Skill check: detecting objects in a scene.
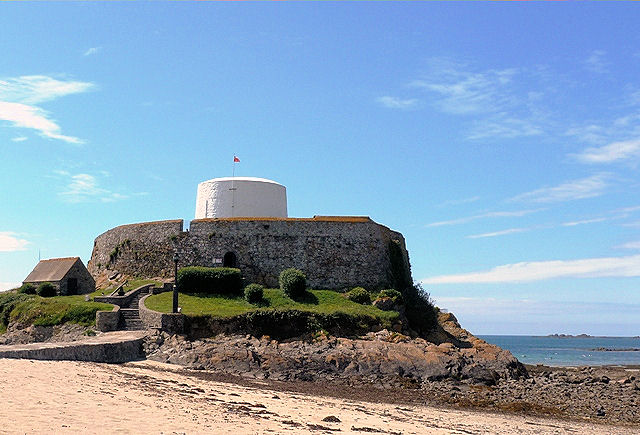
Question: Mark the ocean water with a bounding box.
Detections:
[479,335,640,367]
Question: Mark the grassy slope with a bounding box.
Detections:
[91,278,162,299]
[145,289,399,322]
[2,294,113,331]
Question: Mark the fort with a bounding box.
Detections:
[88,177,412,290]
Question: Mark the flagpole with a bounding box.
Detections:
[231,154,236,217]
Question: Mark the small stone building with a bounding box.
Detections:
[23,257,95,295]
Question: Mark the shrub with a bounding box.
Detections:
[401,283,437,335]
[177,266,243,295]
[348,287,371,304]
[378,289,403,304]
[17,283,36,295]
[0,292,30,333]
[36,282,57,298]
[244,284,264,304]
[279,268,306,299]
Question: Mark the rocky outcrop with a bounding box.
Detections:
[144,313,527,386]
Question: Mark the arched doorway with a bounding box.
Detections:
[223,251,237,268]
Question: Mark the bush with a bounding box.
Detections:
[36,282,57,298]
[401,283,437,335]
[279,268,306,299]
[378,289,403,304]
[0,292,30,333]
[177,266,243,295]
[348,287,371,304]
[17,283,36,295]
[244,284,264,304]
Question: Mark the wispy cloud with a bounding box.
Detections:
[437,196,481,207]
[616,240,640,250]
[585,50,609,74]
[427,209,542,227]
[0,102,83,144]
[561,217,608,227]
[0,75,93,104]
[467,115,542,140]
[510,173,610,203]
[0,232,29,252]
[376,96,419,110]
[410,59,518,115]
[467,227,528,239]
[422,254,640,284]
[11,136,27,142]
[0,75,94,143]
[56,171,129,203]
[83,47,101,56]
[573,138,640,164]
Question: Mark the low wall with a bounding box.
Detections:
[139,294,184,334]
[0,331,147,363]
[94,284,155,307]
[96,306,120,332]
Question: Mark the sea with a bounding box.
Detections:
[479,335,640,367]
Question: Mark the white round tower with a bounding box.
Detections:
[195,177,288,219]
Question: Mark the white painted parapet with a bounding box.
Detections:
[195,177,287,219]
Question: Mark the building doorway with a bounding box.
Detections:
[67,278,78,295]
[223,251,237,268]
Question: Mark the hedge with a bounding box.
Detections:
[177,266,243,295]
[279,268,306,299]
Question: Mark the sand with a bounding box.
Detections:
[0,358,635,434]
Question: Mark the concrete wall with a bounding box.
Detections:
[89,216,411,291]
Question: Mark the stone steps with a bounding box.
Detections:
[119,289,149,331]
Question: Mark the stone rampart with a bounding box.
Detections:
[96,306,120,332]
[139,294,185,333]
[89,216,411,291]
[88,220,183,279]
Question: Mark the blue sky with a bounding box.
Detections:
[1,3,639,335]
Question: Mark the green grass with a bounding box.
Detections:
[7,295,114,328]
[91,278,162,299]
[145,289,399,322]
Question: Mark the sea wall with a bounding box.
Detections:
[88,216,411,291]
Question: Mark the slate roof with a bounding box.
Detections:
[23,257,80,283]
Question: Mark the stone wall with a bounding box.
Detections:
[88,220,183,279]
[139,294,185,333]
[96,306,120,332]
[89,216,411,291]
[59,259,95,295]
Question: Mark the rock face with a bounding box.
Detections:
[145,312,526,386]
[0,323,90,345]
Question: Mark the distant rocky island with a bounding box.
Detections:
[547,333,593,338]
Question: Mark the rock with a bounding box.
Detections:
[596,407,606,417]
[322,416,341,422]
[372,297,395,311]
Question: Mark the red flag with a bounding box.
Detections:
[233,156,240,163]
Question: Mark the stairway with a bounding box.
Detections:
[119,288,149,331]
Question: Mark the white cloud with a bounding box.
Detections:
[510,173,610,203]
[467,115,542,140]
[561,217,607,227]
[11,136,27,142]
[376,96,418,110]
[585,50,609,74]
[616,240,640,250]
[0,75,93,143]
[57,172,129,203]
[467,228,528,239]
[437,196,481,207]
[83,47,101,56]
[410,61,518,115]
[0,282,21,292]
[0,101,83,144]
[573,138,640,164]
[0,75,93,104]
[0,232,29,252]
[422,254,640,284]
[427,209,542,227]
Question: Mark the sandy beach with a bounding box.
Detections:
[0,358,635,434]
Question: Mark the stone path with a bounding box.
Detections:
[0,330,148,363]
